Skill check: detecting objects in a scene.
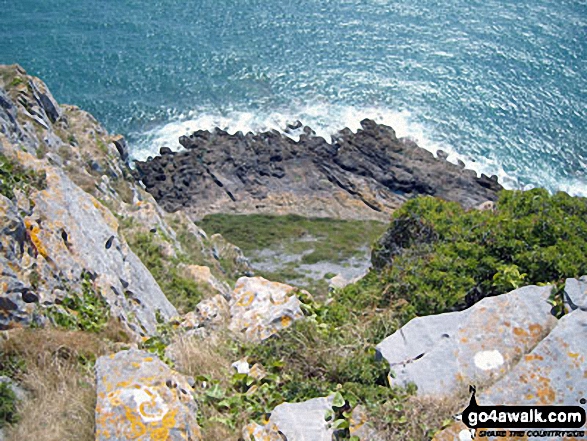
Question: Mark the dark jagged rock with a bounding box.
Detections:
[134,119,502,220]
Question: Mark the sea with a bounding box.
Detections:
[1,0,586,195]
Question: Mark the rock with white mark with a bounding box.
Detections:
[229,277,305,341]
[434,308,587,440]
[243,396,334,441]
[480,308,587,406]
[95,349,202,441]
[376,285,558,396]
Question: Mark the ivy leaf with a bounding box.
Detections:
[332,391,345,408]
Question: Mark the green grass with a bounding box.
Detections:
[126,232,203,314]
[0,153,47,200]
[198,214,387,264]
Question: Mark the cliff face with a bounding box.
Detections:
[0,65,249,337]
[134,120,502,221]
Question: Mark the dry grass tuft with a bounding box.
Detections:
[374,391,469,441]
[1,328,109,441]
[169,333,242,440]
[169,332,232,382]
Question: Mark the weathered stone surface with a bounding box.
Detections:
[182,265,231,299]
[349,405,385,441]
[564,276,587,311]
[376,285,557,396]
[134,120,502,221]
[179,294,230,332]
[479,308,587,406]
[210,233,253,277]
[95,349,202,441]
[229,277,305,341]
[243,396,334,441]
[26,163,178,335]
[434,307,587,440]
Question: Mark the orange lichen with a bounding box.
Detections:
[528,323,543,336]
[24,219,49,258]
[524,354,544,362]
[535,375,556,404]
[280,315,292,328]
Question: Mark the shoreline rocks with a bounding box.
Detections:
[134,120,502,220]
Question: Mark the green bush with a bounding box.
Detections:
[366,189,587,317]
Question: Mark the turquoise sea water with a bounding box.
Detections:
[1,0,586,194]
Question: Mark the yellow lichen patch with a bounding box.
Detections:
[535,375,556,404]
[568,352,580,358]
[528,323,543,336]
[90,195,120,231]
[524,354,544,362]
[24,219,49,258]
[280,315,292,328]
[236,291,255,307]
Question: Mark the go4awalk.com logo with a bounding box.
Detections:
[461,386,586,439]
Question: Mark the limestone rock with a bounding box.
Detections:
[434,307,587,440]
[182,265,231,299]
[376,285,557,396]
[28,165,177,335]
[479,308,587,406]
[564,276,587,311]
[243,396,334,441]
[229,277,305,341]
[179,294,230,332]
[210,233,253,278]
[95,349,202,441]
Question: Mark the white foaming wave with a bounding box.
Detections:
[131,104,587,197]
[132,103,453,159]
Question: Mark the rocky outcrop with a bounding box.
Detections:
[228,276,305,341]
[181,276,305,341]
[134,121,502,221]
[376,284,557,396]
[243,395,335,441]
[95,349,202,441]
[0,65,249,337]
[434,307,587,440]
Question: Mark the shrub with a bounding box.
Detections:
[366,189,587,317]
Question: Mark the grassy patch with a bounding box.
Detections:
[198,214,386,264]
[1,328,108,441]
[0,153,47,200]
[46,273,110,333]
[126,232,203,313]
